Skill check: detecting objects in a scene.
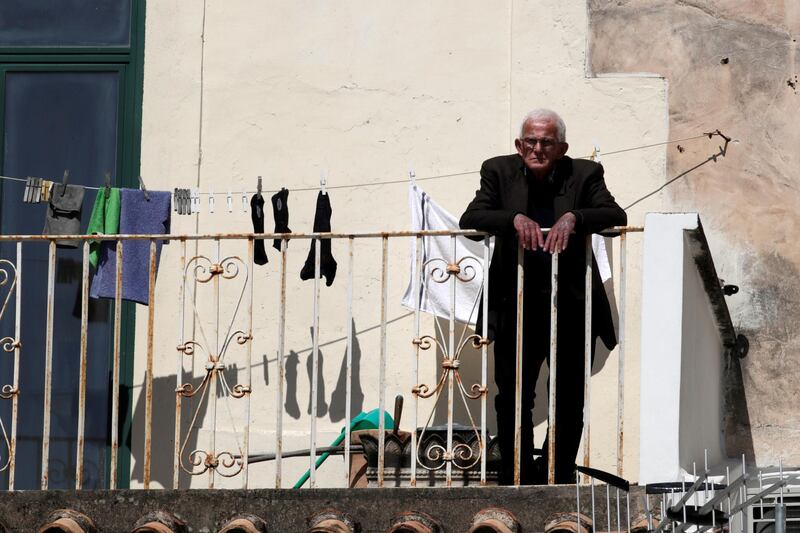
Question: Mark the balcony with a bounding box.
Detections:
[0,213,752,532]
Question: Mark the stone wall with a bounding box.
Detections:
[588,0,800,466]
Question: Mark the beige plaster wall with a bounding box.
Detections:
[589,0,800,468]
[132,0,668,488]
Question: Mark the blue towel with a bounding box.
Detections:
[90,189,171,305]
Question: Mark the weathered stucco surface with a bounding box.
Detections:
[136,0,669,486]
[589,0,800,466]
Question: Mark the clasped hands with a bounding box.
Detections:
[513,212,576,253]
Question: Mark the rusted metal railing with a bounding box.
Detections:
[0,227,639,490]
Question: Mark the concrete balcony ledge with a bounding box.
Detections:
[0,485,645,532]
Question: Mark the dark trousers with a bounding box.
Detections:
[493,294,591,485]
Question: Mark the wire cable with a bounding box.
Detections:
[0,131,721,197]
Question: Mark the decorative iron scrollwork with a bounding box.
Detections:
[0,259,18,323]
[423,256,481,284]
[176,253,253,480]
[413,324,488,472]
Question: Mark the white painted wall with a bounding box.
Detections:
[639,213,728,484]
[132,0,669,488]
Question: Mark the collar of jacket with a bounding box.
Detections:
[509,155,575,216]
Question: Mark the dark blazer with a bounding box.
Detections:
[459,154,626,350]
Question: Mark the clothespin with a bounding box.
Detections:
[209,188,215,213]
[41,180,53,203]
[33,177,42,203]
[320,170,327,196]
[179,189,188,215]
[590,140,602,164]
[409,165,417,188]
[104,172,112,199]
[190,188,200,213]
[23,177,31,203]
[257,176,263,199]
[138,175,150,201]
[226,189,233,213]
[242,190,248,212]
[60,170,69,196]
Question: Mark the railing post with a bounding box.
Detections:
[378,235,388,487]
[76,242,90,489]
[617,232,627,477]
[411,234,423,487]
[40,240,56,490]
[514,241,524,486]
[275,237,287,488]
[309,237,321,487]
[174,238,187,489]
[8,242,22,490]
[547,250,559,485]
[344,237,354,488]
[110,239,123,489]
[144,239,157,489]
[480,236,490,485]
[208,238,221,489]
[242,237,254,489]
[445,236,456,487]
[583,236,593,479]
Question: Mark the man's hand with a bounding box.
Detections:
[543,212,577,253]
[513,214,544,251]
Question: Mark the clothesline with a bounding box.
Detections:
[0,131,721,197]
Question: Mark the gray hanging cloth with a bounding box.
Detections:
[43,183,85,248]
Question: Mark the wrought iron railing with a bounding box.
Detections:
[0,227,641,490]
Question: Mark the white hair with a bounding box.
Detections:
[519,109,567,142]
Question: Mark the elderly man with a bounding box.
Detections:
[460,109,626,484]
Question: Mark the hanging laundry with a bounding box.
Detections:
[401,184,494,325]
[271,188,291,251]
[86,187,121,268]
[250,193,269,265]
[90,189,171,305]
[593,235,612,284]
[300,191,337,286]
[400,184,613,325]
[43,183,85,248]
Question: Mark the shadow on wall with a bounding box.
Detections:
[129,364,246,488]
[131,319,368,487]
[283,319,365,422]
[130,372,210,488]
[724,354,755,464]
[329,319,365,422]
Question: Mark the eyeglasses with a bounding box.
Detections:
[520,137,560,150]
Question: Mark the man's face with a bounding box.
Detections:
[514,119,569,179]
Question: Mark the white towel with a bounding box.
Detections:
[401,184,494,325]
[401,184,612,325]
[593,234,612,283]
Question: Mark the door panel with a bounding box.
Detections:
[0,68,123,489]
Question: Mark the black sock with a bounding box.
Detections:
[300,192,337,286]
[250,194,268,265]
[271,188,291,251]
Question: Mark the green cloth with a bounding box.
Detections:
[86,188,121,268]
